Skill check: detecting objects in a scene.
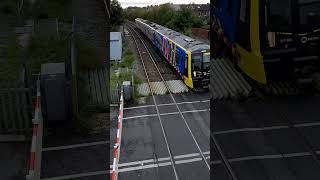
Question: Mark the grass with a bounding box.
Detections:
[110,37,144,103]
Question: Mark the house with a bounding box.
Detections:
[110,32,122,61]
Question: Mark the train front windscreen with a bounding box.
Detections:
[192,52,210,78]
[266,0,320,32]
[262,0,320,50]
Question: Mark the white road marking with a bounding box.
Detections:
[123,100,210,110]
[40,170,108,180]
[44,150,320,179]
[175,157,202,165]
[109,151,210,169]
[123,109,209,120]
[117,156,211,173]
[42,141,109,151]
[214,126,288,135]
[214,121,320,135]
[294,121,320,127]
[211,151,320,165]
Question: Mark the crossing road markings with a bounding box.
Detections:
[210,150,320,165]
[40,170,109,180]
[214,121,320,135]
[123,100,210,110]
[110,151,210,169]
[123,109,209,120]
[42,141,109,151]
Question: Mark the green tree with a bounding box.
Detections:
[158,4,175,26]
[111,0,124,31]
[166,7,193,34]
[123,3,203,35]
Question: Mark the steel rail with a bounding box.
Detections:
[126,24,180,180]
[127,22,211,171]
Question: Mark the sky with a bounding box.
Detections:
[119,0,210,8]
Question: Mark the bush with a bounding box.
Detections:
[0,34,23,87]
[26,35,68,75]
[76,35,102,70]
[32,0,70,20]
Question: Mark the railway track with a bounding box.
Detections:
[127,22,178,82]
[126,23,210,179]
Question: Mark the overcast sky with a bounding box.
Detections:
[119,0,210,8]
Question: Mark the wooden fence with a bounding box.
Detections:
[110,87,121,105]
[0,88,33,134]
[84,67,109,107]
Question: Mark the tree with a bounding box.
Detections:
[110,0,124,30]
[166,7,193,34]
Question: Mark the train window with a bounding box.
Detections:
[227,0,233,15]
[298,0,320,32]
[192,54,202,72]
[237,0,251,51]
[184,56,188,76]
[202,53,210,71]
[213,0,219,8]
[268,0,292,32]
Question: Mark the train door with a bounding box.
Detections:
[212,0,239,42]
[236,0,251,51]
[176,47,186,75]
[167,39,171,62]
[170,43,176,65]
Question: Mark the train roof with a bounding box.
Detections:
[135,18,210,53]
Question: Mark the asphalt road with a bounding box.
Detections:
[212,94,320,180]
[112,91,210,180]
[0,142,29,180]
[40,114,109,180]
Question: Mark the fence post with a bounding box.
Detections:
[131,74,134,98]
[71,16,79,119]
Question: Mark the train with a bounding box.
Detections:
[211,0,320,85]
[134,18,210,89]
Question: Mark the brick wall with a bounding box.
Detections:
[191,28,209,40]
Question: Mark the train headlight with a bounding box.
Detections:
[267,32,276,48]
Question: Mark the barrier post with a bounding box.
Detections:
[26,79,43,180]
[111,86,124,180]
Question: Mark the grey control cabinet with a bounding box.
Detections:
[41,63,67,123]
[123,81,132,101]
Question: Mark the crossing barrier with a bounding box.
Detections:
[111,87,124,180]
[26,80,43,180]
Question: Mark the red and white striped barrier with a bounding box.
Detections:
[111,88,124,180]
[26,80,43,180]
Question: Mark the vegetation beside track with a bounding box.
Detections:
[0,34,22,87]
[111,34,143,103]
[124,3,204,36]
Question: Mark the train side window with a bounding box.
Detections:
[184,55,188,76]
[227,0,233,15]
[237,0,251,51]
[213,0,219,8]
